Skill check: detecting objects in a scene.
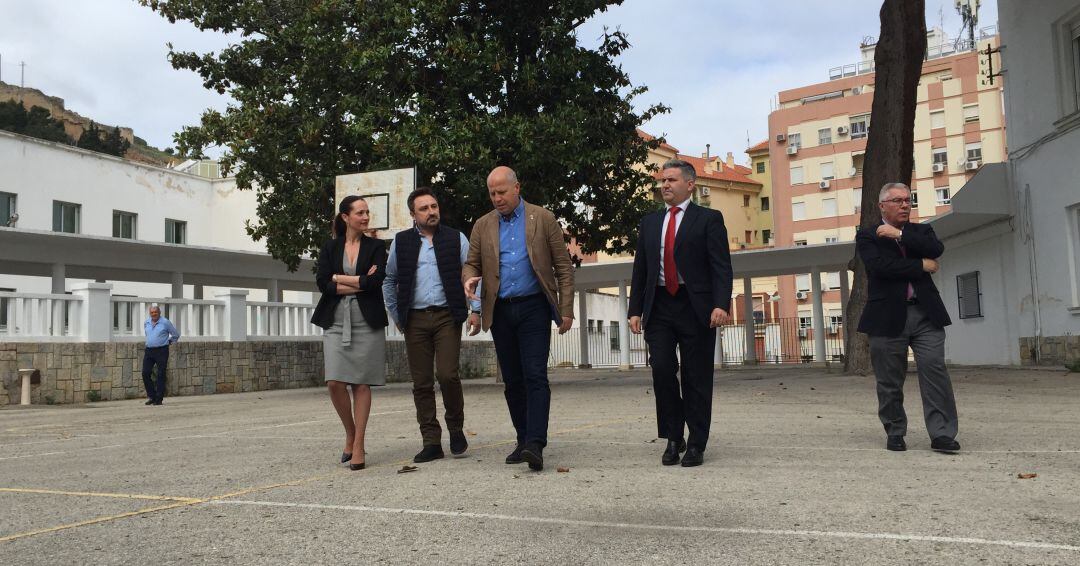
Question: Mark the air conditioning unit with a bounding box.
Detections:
[837,125,849,135]
[796,290,809,300]
[786,146,798,155]
[819,180,831,190]
[848,167,857,177]
[851,86,863,95]
[700,187,710,196]
[798,328,810,338]
[827,324,840,335]
[776,133,786,143]
[965,160,981,170]
[932,163,945,173]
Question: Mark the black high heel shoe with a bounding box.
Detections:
[340,452,352,464]
[349,462,365,471]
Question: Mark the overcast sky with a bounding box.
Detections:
[0,0,996,162]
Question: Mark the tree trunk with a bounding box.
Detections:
[844,0,926,375]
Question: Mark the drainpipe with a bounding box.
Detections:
[1023,184,1042,363]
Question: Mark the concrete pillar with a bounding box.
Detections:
[51,263,65,294]
[171,272,184,299]
[839,269,850,312]
[267,279,283,303]
[618,280,631,370]
[71,282,113,342]
[217,289,249,342]
[810,267,827,364]
[577,289,591,368]
[743,276,757,364]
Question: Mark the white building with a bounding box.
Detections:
[934,0,1080,365]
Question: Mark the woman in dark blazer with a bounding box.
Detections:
[311,195,389,470]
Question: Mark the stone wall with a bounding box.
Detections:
[0,340,498,406]
[1019,335,1080,367]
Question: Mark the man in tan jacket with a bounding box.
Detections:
[464,166,575,471]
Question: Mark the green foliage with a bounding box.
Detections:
[77,122,130,157]
[0,100,74,144]
[86,390,102,403]
[141,0,667,270]
[1066,360,1080,373]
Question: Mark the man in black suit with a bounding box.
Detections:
[628,159,733,467]
[857,182,960,453]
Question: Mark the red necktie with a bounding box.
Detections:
[664,207,681,296]
[898,243,915,299]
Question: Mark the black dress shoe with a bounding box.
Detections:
[449,431,468,455]
[521,443,544,471]
[680,446,704,467]
[505,444,525,464]
[349,462,366,471]
[662,438,686,466]
[413,445,445,463]
[931,436,960,453]
[152,400,163,406]
[145,399,155,405]
[340,452,353,464]
[887,435,907,452]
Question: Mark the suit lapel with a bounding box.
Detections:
[486,210,500,262]
[675,202,701,251]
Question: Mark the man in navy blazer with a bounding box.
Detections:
[856,182,959,454]
[628,159,733,467]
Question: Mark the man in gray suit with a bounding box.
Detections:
[856,182,960,453]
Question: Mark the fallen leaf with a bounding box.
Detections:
[397,465,419,474]
[557,467,570,473]
[1017,473,1037,479]
[466,431,477,436]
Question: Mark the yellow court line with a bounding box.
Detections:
[0,488,200,503]
[0,415,642,543]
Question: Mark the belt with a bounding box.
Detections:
[146,345,169,350]
[410,305,449,312]
[496,293,543,304]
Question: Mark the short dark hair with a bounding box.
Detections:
[407,187,438,213]
[661,159,697,183]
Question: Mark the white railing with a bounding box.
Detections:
[247,301,321,340]
[0,291,83,341]
[112,297,226,342]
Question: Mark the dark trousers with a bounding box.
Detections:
[869,304,959,439]
[404,308,465,446]
[141,345,169,402]
[644,287,717,450]
[490,294,552,447]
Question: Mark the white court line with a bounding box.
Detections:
[724,445,1080,455]
[0,410,412,461]
[211,499,1080,553]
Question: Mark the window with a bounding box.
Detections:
[850,114,869,139]
[962,104,980,123]
[966,142,983,162]
[936,187,951,205]
[792,202,806,221]
[910,192,919,209]
[761,197,770,211]
[762,229,772,244]
[828,309,843,328]
[957,271,982,319]
[820,162,835,180]
[818,128,832,145]
[165,219,187,244]
[823,198,838,217]
[113,211,137,239]
[853,187,863,213]
[610,321,620,350]
[788,133,802,149]
[932,148,948,167]
[790,166,804,184]
[52,201,81,233]
[796,274,811,292]
[0,192,14,226]
[798,316,813,329]
[825,235,839,243]
[756,162,766,174]
[743,195,751,207]
[794,240,808,247]
[0,287,13,331]
[930,110,946,130]
[745,230,753,244]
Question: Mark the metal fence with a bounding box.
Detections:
[548,327,649,369]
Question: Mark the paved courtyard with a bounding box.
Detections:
[1,365,1079,564]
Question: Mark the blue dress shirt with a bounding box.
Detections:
[383,227,481,327]
[144,317,180,347]
[498,199,542,299]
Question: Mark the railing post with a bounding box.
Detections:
[743,277,757,365]
[217,289,249,342]
[577,289,590,368]
[71,282,113,342]
[618,280,631,370]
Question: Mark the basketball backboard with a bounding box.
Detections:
[335,167,416,239]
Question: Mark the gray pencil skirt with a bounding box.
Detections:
[323,298,386,386]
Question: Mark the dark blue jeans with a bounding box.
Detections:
[490,294,552,447]
[142,346,169,402]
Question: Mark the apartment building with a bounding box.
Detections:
[767,27,1006,323]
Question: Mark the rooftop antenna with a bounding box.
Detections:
[955,0,980,48]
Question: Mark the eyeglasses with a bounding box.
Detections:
[880,198,912,205]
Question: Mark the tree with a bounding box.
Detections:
[76,121,107,153]
[0,100,73,144]
[104,126,132,156]
[843,0,926,374]
[140,0,668,270]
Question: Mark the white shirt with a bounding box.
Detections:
[658,198,691,286]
